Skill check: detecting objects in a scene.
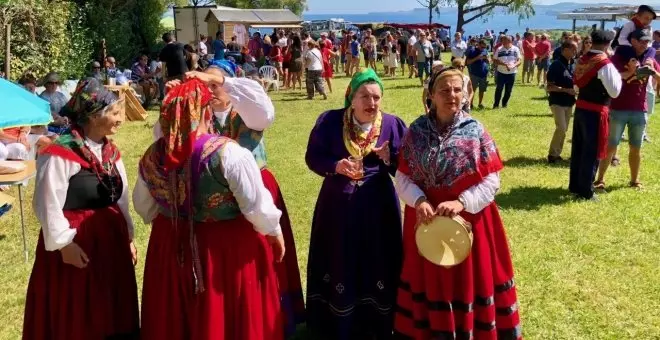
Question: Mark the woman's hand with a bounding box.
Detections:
[335,159,358,178]
[129,241,138,266]
[165,79,182,92]
[60,242,89,268]
[185,70,224,86]
[372,141,391,165]
[436,200,464,217]
[415,198,435,227]
[266,233,286,263]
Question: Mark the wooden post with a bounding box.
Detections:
[572,19,576,33]
[4,24,10,79]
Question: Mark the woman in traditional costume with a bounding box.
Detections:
[151,61,306,337]
[393,67,521,339]
[304,68,407,339]
[23,78,139,340]
[134,77,286,340]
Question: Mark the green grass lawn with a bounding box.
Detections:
[2,63,660,339]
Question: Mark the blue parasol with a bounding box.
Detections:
[0,78,52,129]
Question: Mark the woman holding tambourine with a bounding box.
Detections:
[393,67,522,340]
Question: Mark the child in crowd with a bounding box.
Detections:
[422,60,445,113]
[614,5,657,60]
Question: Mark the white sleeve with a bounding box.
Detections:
[223,77,275,131]
[617,22,634,47]
[32,155,78,251]
[221,142,282,236]
[394,170,426,208]
[115,159,135,240]
[132,172,160,224]
[153,121,163,142]
[458,172,500,214]
[598,63,623,98]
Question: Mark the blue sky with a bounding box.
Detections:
[304,0,638,14]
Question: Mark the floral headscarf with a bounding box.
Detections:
[159,78,213,172]
[344,68,384,108]
[61,78,119,124]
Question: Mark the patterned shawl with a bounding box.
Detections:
[398,111,503,197]
[60,78,119,124]
[574,52,611,88]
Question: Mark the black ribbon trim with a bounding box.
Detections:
[495,279,516,293]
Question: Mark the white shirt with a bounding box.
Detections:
[153,77,275,140]
[277,37,288,48]
[451,39,468,58]
[133,140,282,236]
[33,138,134,251]
[617,20,653,48]
[394,171,500,214]
[494,45,521,74]
[305,48,323,71]
[198,41,208,56]
[233,24,247,45]
[590,50,622,98]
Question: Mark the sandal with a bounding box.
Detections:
[593,181,606,191]
[611,157,620,167]
[629,181,643,189]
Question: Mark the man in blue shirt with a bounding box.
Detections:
[546,41,577,163]
[466,39,490,109]
[213,31,226,60]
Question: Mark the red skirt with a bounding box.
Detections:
[322,61,334,78]
[23,205,139,340]
[260,168,306,336]
[394,189,521,340]
[140,214,283,340]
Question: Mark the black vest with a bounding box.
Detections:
[577,53,611,106]
[62,168,123,211]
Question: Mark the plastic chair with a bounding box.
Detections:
[259,65,279,91]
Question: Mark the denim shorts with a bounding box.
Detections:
[608,109,647,148]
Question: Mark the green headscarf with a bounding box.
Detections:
[344,68,384,108]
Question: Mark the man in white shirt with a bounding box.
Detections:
[414,31,434,86]
[492,35,521,108]
[304,41,327,100]
[451,32,468,60]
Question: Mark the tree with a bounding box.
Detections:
[442,0,534,33]
[417,0,441,25]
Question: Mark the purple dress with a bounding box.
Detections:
[304,109,407,339]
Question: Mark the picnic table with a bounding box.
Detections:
[104,85,148,121]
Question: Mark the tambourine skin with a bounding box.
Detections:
[415,215,474,268]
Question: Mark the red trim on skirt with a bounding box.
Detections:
[260,168,306,336]
[140,214,283,340]
[394,188,521,340]
[576,99,610,160]
[23,205,139,340]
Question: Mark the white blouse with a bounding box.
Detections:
[153,77,275,140]
[33,138,134,251]
[395,170,500,214]
[133,141,282,236]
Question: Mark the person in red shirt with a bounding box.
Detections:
[522,32,536,84]
[534,34,553,87]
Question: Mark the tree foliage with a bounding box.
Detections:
[417,0,442,25]
[441,0,534,33]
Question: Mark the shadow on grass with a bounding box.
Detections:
[0,235,5,241]
[387,84,423,90]
[511,113,552,118]
[530,96,548,101]
[504,156,569,168]
[497,186,572,210]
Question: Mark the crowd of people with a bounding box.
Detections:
[2,4,658,340]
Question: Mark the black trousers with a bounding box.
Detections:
[569,108,600,199]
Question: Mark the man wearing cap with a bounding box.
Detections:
[39,72,69,130]
[568,30,622,200]
[593,28,660,191]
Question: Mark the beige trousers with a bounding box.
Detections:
[548,104,573,157]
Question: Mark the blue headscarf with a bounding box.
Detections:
[209,59,237,78]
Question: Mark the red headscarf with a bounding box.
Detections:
[159,78,213,172]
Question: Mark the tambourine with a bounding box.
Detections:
[415,215,473,268]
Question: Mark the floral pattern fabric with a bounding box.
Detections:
[399,111,503,196]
